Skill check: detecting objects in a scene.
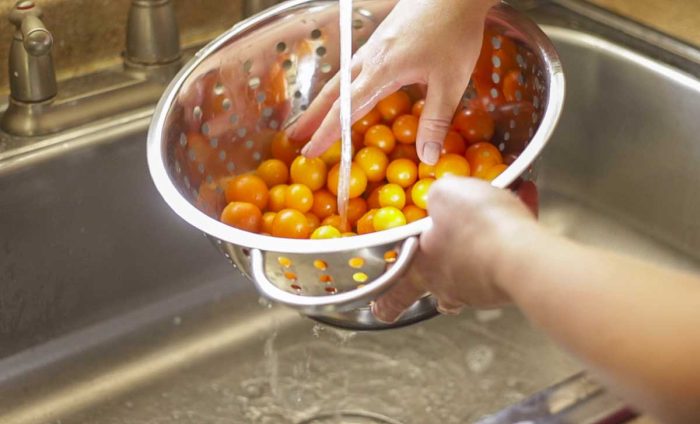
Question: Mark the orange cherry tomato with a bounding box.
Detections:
[453,108,495,144]
[320,140,343,167]
[412,99,425,117]
[364,124,396,154]
[305,212,321,233]
[392,114,419,144]
[267,184,288,212]
[373,207,407,231]
[311,225,342,239]
[389,143,419,162]
[220,202,263,233]
[355,146,389,182]
[290,156,327,191]
[366,185,382,209]
[327,162,368,199]
[403,205,427,223]
[257,159,289,187]
[442,131,467,155]
[356,209,378,234]
[503,70,527,103]
[311,189,337,219]
[377,91,411,122]
[347,197,368,225]
[386,158,418,188]
[261,211,276,234]
[483,163,508,182]
[404,184,414,206]
[378,183,406,209]
[271,209,310,239]
[270,132,299,165]
[435,153,471,178]
[466,142,503,178]
[418,162,436,179]
[352,108,382,134]
[285,183,314,213]
[322,214,351,233]
[411,178,435,210]
[225,174,269,210]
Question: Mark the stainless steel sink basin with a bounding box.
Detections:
[1,6,699,424]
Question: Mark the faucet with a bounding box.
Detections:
[0,0,182,137]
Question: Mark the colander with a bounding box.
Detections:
[147,0,565,330]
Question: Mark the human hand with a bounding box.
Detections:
[289,0,498,165]
[371,177,539,322]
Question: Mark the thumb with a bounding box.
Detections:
[416,78,467,165]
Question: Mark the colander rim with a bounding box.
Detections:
[147,0,565,255]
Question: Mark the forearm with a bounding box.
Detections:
[497,225,700,422]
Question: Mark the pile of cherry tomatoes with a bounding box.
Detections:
[219,89,513,239]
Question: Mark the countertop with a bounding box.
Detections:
[586,0,700,47]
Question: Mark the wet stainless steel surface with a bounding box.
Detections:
[1,12,700,424]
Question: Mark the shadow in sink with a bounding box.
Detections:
[1,22,700,424]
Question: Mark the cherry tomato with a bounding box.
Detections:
[411,178,435,210]
[225,174,269,210]
[378,183,406,209]
[392,114,418,144]
[347,197,368,225]
[268,184,289,212]
[257,159,289,187]
[403,205,427,223]
[261,211,276,234]
[305,212,321,233]
[322,214,351,233]
[373,207,407,231]
[355,146,388,182]
[453,107,495,144]
[386,158,418,188]
[412,99,425,117]
[311,189,337,219]
[503,70,527,103]
[418,162,436,179]
[442,131,467,155]
[364,124,396,154]
[352,130,365,151]
[466,142,503,178]
[285,183,313,213]
[271,209,310,239]
[389,143,419,162]
[404,184,414,206]
[483,163,508,182]
[320,140,343,167]
[366,185,382,209]
[311,225,342,239]
[517,180,539,218]
[356,209,378,234]
[270,132,299,165]
[377,91,411,122]
[435,154,470,178]
[220,202,263,233]
[327,162,368,198]
[352,108,382,134]
[290,156,327,191]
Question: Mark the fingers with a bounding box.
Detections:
[371,273,427,323]
[416,77,469,165]
[302,71,403,158]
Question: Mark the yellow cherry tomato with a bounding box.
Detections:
[355,146,389,182]
[435,153,471,178]
[285,183,313,213]
[373,207,407,231]
[378,183,407,209]
[327,162,368,198]
[311,225,342,239]
[290,156,327,191]
[386,158,418,188]
[411,178,435,210]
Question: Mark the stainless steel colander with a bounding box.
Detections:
[147,0,564,330]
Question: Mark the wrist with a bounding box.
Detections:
[491,218,545,299]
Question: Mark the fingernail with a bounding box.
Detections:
[422,142,441,165]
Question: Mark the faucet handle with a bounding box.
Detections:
[10,1,53,56]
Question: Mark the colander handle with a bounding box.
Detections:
[249,236,420,315]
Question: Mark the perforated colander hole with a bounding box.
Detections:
[276,41,287,53]
[277,257,293,269]
[384,251,398,263]
[282,59,293,71]
[290,284,302,292]
[213,82,225,96]
[320,63,332,74]
[284,271,298,282]
[193,106,202,121]
[348,257,365,269]
[313,259,328,270]
[352,19,364,29]
[325,286,338,294]
[248,76,261,89]
[310,29,322,39]
[319,274,333,283]
[353,272,368,283]
[243,59,252,73]
[315,46,327,57]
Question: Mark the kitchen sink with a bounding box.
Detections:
[1,5,699,424]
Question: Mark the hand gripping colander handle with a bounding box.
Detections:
[250,236,420,315]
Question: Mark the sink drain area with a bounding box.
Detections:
[298,410,405,424]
